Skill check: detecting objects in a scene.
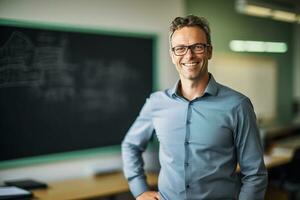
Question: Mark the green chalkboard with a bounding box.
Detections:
[0,20,155,164]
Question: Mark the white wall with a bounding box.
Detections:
[0,0,184,183]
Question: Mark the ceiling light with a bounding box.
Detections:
[230,40,287,53]
[244,4,272,17]
[235,0,300,24]
[265,42,287,53]
[272,10,297,22]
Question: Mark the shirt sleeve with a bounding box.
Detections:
[234,98,268,200]
[121,96,155,198]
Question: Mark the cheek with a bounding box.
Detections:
[171,55,180,65]
[171,56,176,65]
[200,55,209,63]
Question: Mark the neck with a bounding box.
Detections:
[179,73,210,101]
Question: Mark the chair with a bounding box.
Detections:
[269,147,300,200]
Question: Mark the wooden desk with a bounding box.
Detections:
[32,172,157,200]
[235,153,292,172]
[263,153,292,168]
[264,134,300,168]
[33,153,292,200]
[33,136,299,200]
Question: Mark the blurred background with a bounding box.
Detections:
[0,0,299,199]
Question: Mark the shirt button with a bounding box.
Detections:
[185,141,190,145]
[185,162,189,166]
[186,184,190,189]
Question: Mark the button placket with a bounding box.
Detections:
[184,103,192,194]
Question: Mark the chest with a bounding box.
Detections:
[152,102,234,148]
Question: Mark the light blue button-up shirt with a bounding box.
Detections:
[122,74,268,200]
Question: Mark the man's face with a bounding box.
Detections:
[170,26,212,82]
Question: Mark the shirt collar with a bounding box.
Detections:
[204,73,218,96]
[171,79,181,97]
[171,73,218,98]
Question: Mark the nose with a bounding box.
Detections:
[184,48,194,59]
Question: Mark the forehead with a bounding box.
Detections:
[171,26,207,46]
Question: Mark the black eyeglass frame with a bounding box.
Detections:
[171,43,211,56]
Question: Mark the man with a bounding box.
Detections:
[122,15,268,200]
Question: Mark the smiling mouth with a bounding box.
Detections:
[182,62,199,67]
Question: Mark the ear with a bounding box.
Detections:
[170,49,176,64]
[207,46,213,60]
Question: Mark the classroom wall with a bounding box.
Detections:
[0,0,184,182]
[1,0,299,183]
[186,0,295,123]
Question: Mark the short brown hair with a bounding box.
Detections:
[169,15,211,46]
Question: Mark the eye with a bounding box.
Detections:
[174,46,186,53]
[194,44,204,51]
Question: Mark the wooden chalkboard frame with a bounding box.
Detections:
[0,18,158,169]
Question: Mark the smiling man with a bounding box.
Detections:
[122,15,268,200]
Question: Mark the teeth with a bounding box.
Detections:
[183,62,198,67]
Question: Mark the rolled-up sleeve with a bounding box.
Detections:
[121,97,154,198]
[234,98,268,200]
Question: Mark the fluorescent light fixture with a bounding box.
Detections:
[236,0,300,24]
[272,10,297,22]
[244,4,272,17]
[230,40,287,53]
[265,42,288,53]
[245,41,265,52]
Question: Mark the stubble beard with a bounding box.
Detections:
[180,59,208,82]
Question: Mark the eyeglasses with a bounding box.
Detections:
[171,43,210,56]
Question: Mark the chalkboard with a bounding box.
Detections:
[0,21,154,162]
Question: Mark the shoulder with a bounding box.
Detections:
[216,82,251,109]
[143,89,175,111]
[148,88,173,101]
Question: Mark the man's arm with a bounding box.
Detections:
[121,97,156,198]
[234,98,268,200]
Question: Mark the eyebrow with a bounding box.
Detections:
[172,42,206,47]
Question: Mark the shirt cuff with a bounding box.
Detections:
[128,175,149,198]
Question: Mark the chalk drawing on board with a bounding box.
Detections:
[0,30,143,118]
[0,31,36,86]
[0,31,76,101]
